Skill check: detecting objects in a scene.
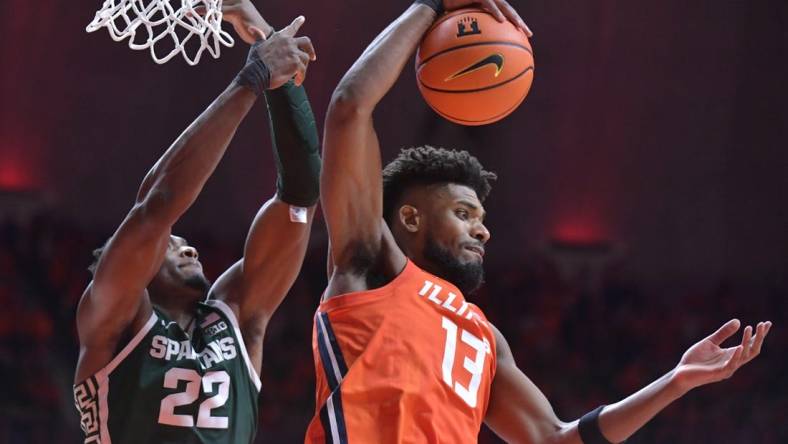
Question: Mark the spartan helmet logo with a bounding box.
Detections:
[456,17,482,38]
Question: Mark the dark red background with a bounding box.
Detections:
[1,1,785,442]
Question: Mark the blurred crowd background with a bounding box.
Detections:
[1,211,785,443]
[2,0,786,442]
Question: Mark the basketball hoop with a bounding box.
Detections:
[86,0,235,65]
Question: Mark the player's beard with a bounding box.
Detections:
[423,235,484,296]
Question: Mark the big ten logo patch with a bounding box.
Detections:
[200,312,228,337]
[204,321,228,337]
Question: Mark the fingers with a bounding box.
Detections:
[706,318,741,345]
[296,36,316,61]
[280,15,306,38]
[479,0,506,22]
[721,320,772,375]
[719,345,744,378]
[495,0,532,36]
[753,321,772,355]
[189,3,241,18]
[249,26,267,41]
[741,324,753,350]
[187,6,206,17]
[188,4,235,17]
[290,49,311,86]
[293,58,308,86]
[288,40,312,86]
[742,321,772,364]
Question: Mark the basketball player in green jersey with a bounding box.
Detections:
[73,2,319,443]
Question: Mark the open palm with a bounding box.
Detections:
[674,319,771,392]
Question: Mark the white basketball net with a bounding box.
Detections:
[86,0,235,65]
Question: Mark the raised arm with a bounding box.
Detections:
[184,6,320,369]
[75,10,312,378]
[485,320,772,443]
[76,83,258,347]
[322,0,529,277]
[212,78,321,328]
[321,3,437,273]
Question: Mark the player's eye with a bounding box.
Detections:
[455,208,469,220]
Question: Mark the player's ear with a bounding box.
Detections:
[398,205,421,233]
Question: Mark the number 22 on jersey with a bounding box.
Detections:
[158,368,230,429]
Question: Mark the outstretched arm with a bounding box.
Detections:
[485,320,772,443]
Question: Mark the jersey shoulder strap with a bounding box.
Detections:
[203,299,262,391]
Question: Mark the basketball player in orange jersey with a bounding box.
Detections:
[73,2,321,442]
[307,1,772,443]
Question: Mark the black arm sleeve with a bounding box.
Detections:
[263,80,321,207]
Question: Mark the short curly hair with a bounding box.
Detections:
[382,146,497,223]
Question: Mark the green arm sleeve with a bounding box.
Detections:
[263,80,321,207]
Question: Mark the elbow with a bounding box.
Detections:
[529,421,569,444]
[548,419,593,444]
[520,418,570,444]
[134,188,180,226]
[549,421,574,444]
[497,416,568,444]
[327,87,372,122]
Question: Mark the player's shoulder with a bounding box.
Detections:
[76,282,152,341]
[331,219,406,275]
[200,298,236,321]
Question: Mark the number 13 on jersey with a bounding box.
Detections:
[440,316,490,408]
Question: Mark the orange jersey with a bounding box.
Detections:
[305,260,497,443]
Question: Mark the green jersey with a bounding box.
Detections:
[73,300,261,444]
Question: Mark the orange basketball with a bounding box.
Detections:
[416,8,534,126]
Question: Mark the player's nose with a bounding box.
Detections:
[471,222,490,244]
[180,246,199,260]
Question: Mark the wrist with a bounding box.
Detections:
[250,19,273,39]
[414,0,443,15]
[579,406,615,444]
[235,41,271,95]
[666,367,692,398]
[241,3,272,37]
